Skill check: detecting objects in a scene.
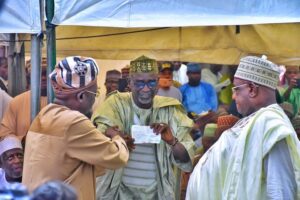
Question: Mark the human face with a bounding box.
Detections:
[130,73,158,109]
[0,148,23,180]
[0,58,8,80]
[232,78,255,116]
[79,83,98,115]
[41,69,48,96]
[105,74,120,95]
[160,68,173,79]
[285,66,300,84]
[187,71,201,86]
[172,61,182,71]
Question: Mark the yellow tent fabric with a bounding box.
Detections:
[26,23,300,65]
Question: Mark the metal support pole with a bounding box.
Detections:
[46,0,56,103]
[7,34,15,96]
[7,34,26,96]
[30,34,42,122]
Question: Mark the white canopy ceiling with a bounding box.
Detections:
[0,0,41,33]
[51,0,300,27]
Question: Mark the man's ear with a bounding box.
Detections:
[249,84,259,98]
[0,157,3,167]
[77,91,85,102]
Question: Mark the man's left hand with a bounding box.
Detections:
[150,123,175,145]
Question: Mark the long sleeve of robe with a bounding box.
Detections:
[0,91,47,140]
[22,104,129,200]
[92,92,195,200]
[0,88,11,122]
[187,104,300,200]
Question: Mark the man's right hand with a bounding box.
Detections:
[105,126,135,151]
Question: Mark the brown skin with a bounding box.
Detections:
[172,61,182,71]
[26,68,48,96]
[193,111,218,134]
[41,69,48,96]
[187,71,201,87]
[232,78,277,117]
[0,57,8,80]
[54,83,122,139]
[158,68,173,89]
[296,128,300,140]
[130,72,190,163]
[283,66,300,101]
[0,148,23,182]
[105,73,121,95]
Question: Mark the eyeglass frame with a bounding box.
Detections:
[85,89,100,97]
[133,79,158,90]
[231,82,259,93]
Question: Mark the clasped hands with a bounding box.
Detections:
[105,123,176,152]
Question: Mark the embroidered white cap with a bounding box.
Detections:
[0,136,22,156]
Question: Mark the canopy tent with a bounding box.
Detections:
[51,0,300,27]
[0,0,42,33]
[22,0,300,65]
[25,23,300,65]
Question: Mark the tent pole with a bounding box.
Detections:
[30,34,42,122]
[46,0,56,103]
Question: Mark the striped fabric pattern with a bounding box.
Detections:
[122,144,157,187]
[50,56,99,89]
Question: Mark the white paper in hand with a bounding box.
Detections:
[131,125,161,144]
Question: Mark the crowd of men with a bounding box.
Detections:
[0,52,299,200]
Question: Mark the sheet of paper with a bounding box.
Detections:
[131,125,161,144]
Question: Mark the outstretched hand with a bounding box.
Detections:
[105,126,135,151]
[150,123,175,145]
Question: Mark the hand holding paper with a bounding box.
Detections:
[131,125,161,144]
[150,123,175,145]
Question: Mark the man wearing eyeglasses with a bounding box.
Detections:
[22,56,129,200]
[92,55,195,200]
[187,55,300,200]
[0,136,23,188]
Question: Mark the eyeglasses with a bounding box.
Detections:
[231,83,249,93]
[133,80,158,90]
[85,90,100,97]
[232,82,259,93]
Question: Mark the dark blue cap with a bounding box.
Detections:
[187,63,201,72]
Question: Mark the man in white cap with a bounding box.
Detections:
[22,56,129,200]
[0,136,23,188]
[187,55,300,199]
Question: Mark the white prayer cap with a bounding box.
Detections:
[0,136,22,156]
[234,55,280,89]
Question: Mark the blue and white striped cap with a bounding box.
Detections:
[50,56,99,89]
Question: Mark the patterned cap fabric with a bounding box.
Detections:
[215,115,240,138]
[217,114,240,127]
[234,55,280,89]
[203,123,217,137]
[187,63,201,73]
[50,56,99,90]
[0,136,22,156]
[158,61,173,72]
[129,55,158,74]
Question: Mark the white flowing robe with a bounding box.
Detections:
[187,104,300,200]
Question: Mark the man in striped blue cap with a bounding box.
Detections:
[22,56,129,200]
